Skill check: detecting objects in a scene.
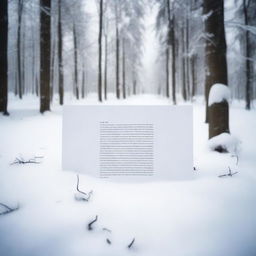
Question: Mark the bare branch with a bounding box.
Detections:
[127,238,135,249]
[218,167,238,178]
[0,203,19,216]
[74,175,93,202]
[88,215,98,231]
[10,156,43,165]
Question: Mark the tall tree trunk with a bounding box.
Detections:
[40,0,51,113]
[185,7,190,100]
[122,38,126,99]
[98,0,103,102]
[104,32,108,100]
[115,3,120,99]
[191,54,197,98]
[166,47,170,98]
[73,23,79,100]
[170,2,176,105]
[58,0,64,105]
[204,0,230,143]
[0,0,9,115]
[17,0,24,99]
[181,24,187,101]
[82,61,85,99]
[204,0,228,123]
[243,0,251,110]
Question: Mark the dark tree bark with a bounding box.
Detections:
[243,0,253,110]
[204,0,228,123]
[204,0,230,143]
[0,0,9,115]
[181,24,187,101]
[122,38,126,99]
[166,47,170,98]
[73,23,79,100]
[191,54,197,98]
[166,0,171,98]
[40,0,51,113]
[209,100,229,140]
[58,0,64,105]
[98,0,103,102]
[82,63,85,99]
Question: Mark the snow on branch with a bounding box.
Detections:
[226,22,256,36]
[208,83,230,106]
[0,203,19,216]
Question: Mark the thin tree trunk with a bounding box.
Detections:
[122,38,126,99]
[185,8,190,100]
[104,33,108,100]
[40,0,51,113]
[0,0,9,115]
[82,61,85,99]
[181,24,187,101]
[243,0,251,110]
[17,0,24,99]
[171,2,176,105]
[115,3,120,99]
[58,0,64,105]
[191,54,197,98]
[98,0,103,102]
[73,23,79,100]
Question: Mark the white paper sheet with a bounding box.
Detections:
[62,105,193,181]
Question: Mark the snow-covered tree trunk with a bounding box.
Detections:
[0,0,8,115]
[204,0,228,123]
[204,0,230,151]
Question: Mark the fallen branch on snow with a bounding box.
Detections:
[218,167,238,178]
[0,203,19,216]
[87,215,98,231]
[74,175,93,202]
[127,238,135,249]
[11,156,43,165]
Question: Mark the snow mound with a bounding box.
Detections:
[208,83,230,106]
[208,133,240,153]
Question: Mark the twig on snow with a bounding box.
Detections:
[127,238,135,249]
[74,175,93,202]
[231,154,239,166]
[87,215,98,231]
[106,238,111,245]
[102,227,112,233]
[11,156,43,165]
[218,167,238,178]
[0,203,19,216]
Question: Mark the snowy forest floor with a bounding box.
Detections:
[0,94,256,256]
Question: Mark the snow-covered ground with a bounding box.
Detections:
[0,94,256,256]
